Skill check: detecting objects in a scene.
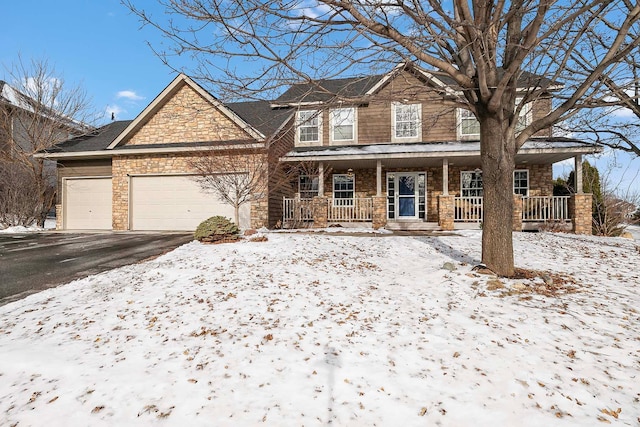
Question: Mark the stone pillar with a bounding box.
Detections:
[512,195,523,231]
[571,193,592,235]
[438,195,455,231]
[55,204,63,230]
[312,196,328,228]
[250,199,269,229]
[372,196,387,229]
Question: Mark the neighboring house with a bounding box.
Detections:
[38,64,599,233]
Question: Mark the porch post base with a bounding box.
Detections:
[371,196,387,229]
[312,196,328,228]
[438,195,455,231]
[512,195,523,232]
[570,193,592,235]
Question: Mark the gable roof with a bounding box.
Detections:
[273,75,384,105]
[107,74,265,149]
[272,63,561,106]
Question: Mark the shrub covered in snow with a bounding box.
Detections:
[194,216,239,243]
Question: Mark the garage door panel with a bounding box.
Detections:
[130,175,249,231]
[64,178,112,230]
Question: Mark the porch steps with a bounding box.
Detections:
[385,222,442,231]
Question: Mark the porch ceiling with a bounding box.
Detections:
[280,138,602,169]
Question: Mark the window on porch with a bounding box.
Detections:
[333,174,354,206]
[460,169,530,196]
[299,174,319,199]
[461,170,484,197]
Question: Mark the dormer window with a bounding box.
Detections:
[330,107,356,144]
[392,103,422,142]
[297,110,322,145]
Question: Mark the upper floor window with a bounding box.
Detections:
[392,103,422,142]
[457,98,532,140]
[330,107,355,144]
[297,110,322,145]
[299,174,319,199]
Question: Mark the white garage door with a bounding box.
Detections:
[130,175,249,231]
[64,177,112,230]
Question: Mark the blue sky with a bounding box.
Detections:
[0,0,169,122]
[1,0,637,196]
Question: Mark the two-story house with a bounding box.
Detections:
[38,64,597,233]
[278,63,598,233]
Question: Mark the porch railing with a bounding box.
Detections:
[282,197,314,224]
[454,195,571,223]
[522,196,570,222]
[328,198,373,222]
[454,196,484,222]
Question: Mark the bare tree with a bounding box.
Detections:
[189,145,269,226]
[0,57,95,227]
[125,0,640,276]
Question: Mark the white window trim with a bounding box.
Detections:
[391,102,422,143]
[296,110,322,146]
[332,173,355,206]
[513,169,529,196]
[329,107,356,145]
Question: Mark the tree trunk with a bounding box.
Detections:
[479,113,516,277]
[234,203,240,227]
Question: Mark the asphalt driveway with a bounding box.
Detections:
[0,232,193,306]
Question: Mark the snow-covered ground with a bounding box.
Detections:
[0,231,638,426]
[0,218,56,233]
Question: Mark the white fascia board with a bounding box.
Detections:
[364,63,406,96]
[269,101,326,108]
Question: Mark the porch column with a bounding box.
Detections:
[318,162,325,196]
[438,195,455,231]
[574,154,583,194]
[376,160,382,196]
[442,158,449,195]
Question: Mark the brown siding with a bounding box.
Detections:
[56,159,112,203]
[267,117,296,227]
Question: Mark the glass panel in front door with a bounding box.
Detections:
[398,175,416,217]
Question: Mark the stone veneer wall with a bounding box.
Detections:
[111,153,268,230]
[126,84,250,146]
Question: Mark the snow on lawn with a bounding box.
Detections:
[0,231,638,426]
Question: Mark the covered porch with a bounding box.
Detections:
[279,139,599,234]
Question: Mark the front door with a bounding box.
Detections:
[397,173,418,218]
[387,172,426,220]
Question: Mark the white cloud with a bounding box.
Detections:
[116,90,144,101]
